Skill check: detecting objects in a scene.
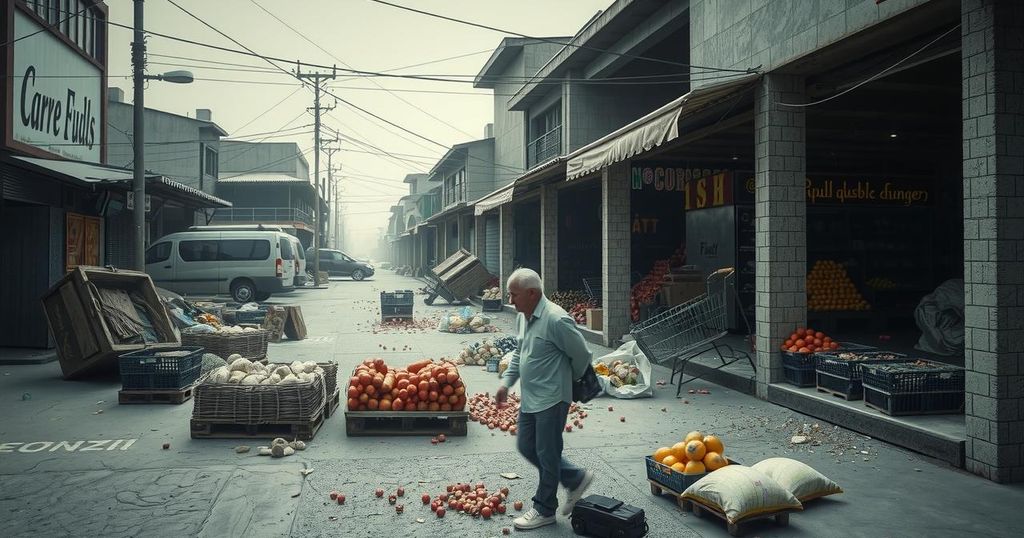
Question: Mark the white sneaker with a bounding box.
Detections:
[513,508,556,530]
[560,470,595,515]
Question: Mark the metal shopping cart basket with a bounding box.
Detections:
[629,267,754,397]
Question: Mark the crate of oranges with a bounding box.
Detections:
[645,431,732,494]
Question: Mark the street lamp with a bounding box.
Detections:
[132,1,193,271]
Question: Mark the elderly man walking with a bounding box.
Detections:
[496,268,595,530]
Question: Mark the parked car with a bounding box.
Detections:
[188,224,307,286]
[306,248,375,281]
[146,230,296,302]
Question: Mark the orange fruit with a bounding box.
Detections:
[661,455,680,468]
[670,441,689,461]
[703,452,727,471]
[670,462,687,473]
[702,435,724,455]
[685,440,706,462]
[653,447,672,463]
[683,460,706,475]
[684,431,704,444]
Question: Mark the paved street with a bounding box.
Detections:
[2,271,1023,537]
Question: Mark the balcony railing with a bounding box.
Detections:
[210,207,313,227]
[527,124,562,169]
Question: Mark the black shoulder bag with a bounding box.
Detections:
[573,364,602,403]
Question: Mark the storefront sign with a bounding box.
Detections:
[683,171,734,210]
[805,178,931,206]
[12,10,101,162]
[631,165,716,192]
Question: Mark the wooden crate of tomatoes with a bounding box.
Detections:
[345,358,469,436]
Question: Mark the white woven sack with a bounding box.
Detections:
[751,457,843,502]
[682,465,802,524]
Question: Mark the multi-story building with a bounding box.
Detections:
[213,141,323,249]
[106,88,231,245]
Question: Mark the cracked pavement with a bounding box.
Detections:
[2,272,1023,537]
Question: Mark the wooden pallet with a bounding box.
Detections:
[344,410,468,437]
[816,385,859,401]
[323,389,341,419]
[119,384,196,405]
[688,499,793,537]
[190,411,324,440]
[648,479,690,511]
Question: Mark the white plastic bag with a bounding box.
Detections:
[592,341,653,399]
[915,279,964,356]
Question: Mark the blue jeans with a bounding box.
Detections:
[517,401,586,517]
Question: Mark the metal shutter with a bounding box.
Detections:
[484,215,499,275]
[105,209,135,270]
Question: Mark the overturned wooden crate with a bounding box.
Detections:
[41,266,180,379]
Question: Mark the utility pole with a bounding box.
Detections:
[131,0,146,271]
[321,137,339,250]
[296,63,336,284]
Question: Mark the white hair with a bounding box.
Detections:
[507,268,543,292]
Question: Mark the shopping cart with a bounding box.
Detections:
[629,267,754,397]
[582,277,602,306]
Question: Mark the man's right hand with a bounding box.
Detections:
[495,386,508,406]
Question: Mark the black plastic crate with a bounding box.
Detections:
[482,298,503,312]
[380,290,414,320]
[783,364,816,387]
[863,384,965,416]
[816,370,863,400]
[234,309,267,324]
[119,346,204,390]
[781,350,815,368]
[815,351,907,380]
[645,456,739,493]
[861,360,965,394]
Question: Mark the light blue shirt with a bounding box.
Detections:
[501,297,593,413]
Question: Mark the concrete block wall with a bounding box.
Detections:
[540,183,558,292]
[500,204,515,290]
[961,0,1024,484]
[602,161,632,347]
[688,0,931,89]
[753,73,808,398]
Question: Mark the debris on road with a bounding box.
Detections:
[235,445,251,454]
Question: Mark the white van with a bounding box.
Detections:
[146,230,296,302]
[189,224,307,286]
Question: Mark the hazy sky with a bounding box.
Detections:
[105,0,613,255]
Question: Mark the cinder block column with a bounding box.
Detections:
[754,73,808,399]
[499,203,515,290]
[602,162,631,347]
[457,216,466,253]
[540,183,559,292]
[962,0,1024,484]
[474,214,486,261]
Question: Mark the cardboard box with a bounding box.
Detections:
[586,309,603,331]
[659,281,705,307]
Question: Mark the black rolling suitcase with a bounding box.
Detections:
[570,494,648,537]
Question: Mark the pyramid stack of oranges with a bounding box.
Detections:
[652,431,728,475]
[807,260,870,311]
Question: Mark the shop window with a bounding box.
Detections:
[179,240,219,262]
[145,242,171,264]
[203,145,219,178]
[217,239,270,261]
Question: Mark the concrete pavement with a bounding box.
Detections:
[1,272,1023,537]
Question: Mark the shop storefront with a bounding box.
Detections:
[0,0,109,348]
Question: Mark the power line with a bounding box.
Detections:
[0,3,92,47]
[777,24,960,108]
[247,0,476,140]
[365,0,757,74]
